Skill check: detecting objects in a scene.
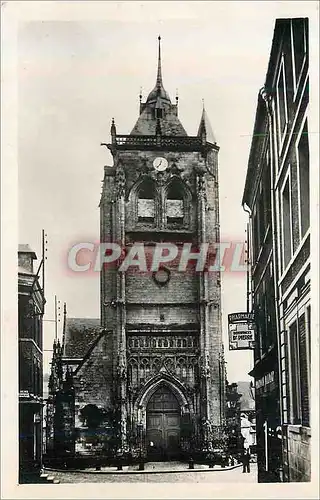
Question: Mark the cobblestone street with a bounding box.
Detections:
[49,462,257,483]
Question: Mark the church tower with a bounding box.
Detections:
[100,37,225,459]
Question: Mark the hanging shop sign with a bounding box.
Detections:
[228,312,255,350]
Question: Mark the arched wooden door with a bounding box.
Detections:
[146,386,181,460]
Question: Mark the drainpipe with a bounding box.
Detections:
[242,204,252,314]
[260,86,285,481]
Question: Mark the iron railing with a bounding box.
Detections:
[111,135,208,151]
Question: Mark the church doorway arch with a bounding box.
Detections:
[146,385,181,461]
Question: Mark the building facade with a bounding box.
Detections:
[47,37,226,463]
[243,18,310,482]
[18,245,45,481]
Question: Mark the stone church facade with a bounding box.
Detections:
[47,38,226,462]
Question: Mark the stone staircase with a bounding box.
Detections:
[19,471,60,484]
[40,471,60,484]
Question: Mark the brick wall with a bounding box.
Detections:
[286,425,311,481]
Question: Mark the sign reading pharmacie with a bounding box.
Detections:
[228,312,255,350]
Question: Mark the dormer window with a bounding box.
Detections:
[166,179,185,225]
[137,178,155,223]
[155,108,163,119]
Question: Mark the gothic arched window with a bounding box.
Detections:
[137,178,155,224]
[177,357,187,379]
[165,178,190,227]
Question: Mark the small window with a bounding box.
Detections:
[276,60,288,142]
[252,208,259,263]
[288,316,310,427]
[263,158,272,230]
[297,120,310,237]
[258,185,265,245]
[292,19,307,85]
[155,108,163,119]
[281,177,292,270]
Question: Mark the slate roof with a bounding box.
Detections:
[63,317,101,358]
[130,108,187,136]
[18,244,37,258]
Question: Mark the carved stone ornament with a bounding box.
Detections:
[115,164,126,198]
[156,170,168,186]
[167,162,182,176]
[200,355,210,379]
[152,267,171,286]
[117,355,127,380]
[197,173,206,198]
[137,160,150,177]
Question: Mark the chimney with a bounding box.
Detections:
[18,244,37,274]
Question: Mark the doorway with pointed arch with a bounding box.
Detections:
[146,385,181,461]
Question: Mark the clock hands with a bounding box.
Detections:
[153,157,168,171]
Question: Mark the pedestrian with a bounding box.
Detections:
[242,447,251,473]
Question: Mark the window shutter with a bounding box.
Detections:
[298,314,310,426]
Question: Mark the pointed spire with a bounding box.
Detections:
[197,103,216,145]
[156,35,163,90]
[111,117,117,144]
[145,36,171,105]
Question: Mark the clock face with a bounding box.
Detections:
[153,157,168,171]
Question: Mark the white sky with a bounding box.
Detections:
[16,1,318,382]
